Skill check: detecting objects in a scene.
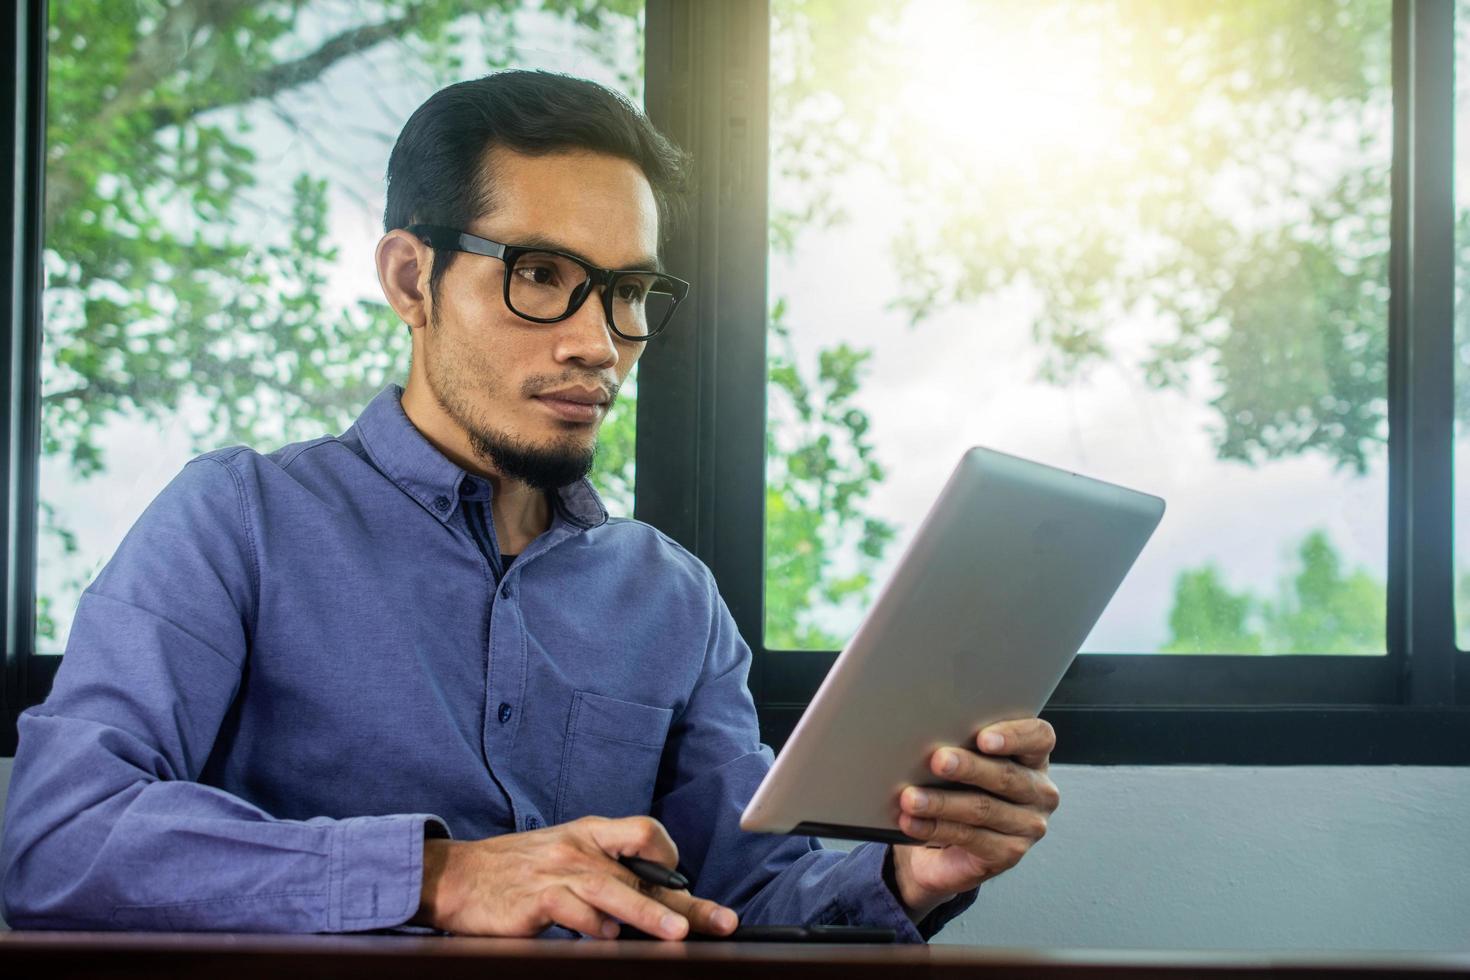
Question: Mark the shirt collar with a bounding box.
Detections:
[350,383,609,530]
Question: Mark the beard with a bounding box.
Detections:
[461,421,598,493]
[424,308,613,493]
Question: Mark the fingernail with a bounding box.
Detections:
[908,789,930,811]
[940,751,958,774]
[908,817,936,836]
[981,732,1005,752]
[601,921,620,939]
[661,913,685,936]
[714,909,737,932]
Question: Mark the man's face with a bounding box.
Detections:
[420,147,659,490]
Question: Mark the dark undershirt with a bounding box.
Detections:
[459,496,519,580]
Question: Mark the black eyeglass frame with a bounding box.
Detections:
[406,224,690,342]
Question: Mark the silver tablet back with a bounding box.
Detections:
[740,447,1164,843]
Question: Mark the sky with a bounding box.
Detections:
[34,0,1470,657]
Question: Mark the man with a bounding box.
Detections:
[1,71,1058,941]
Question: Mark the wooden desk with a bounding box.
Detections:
[1,932,1467,979]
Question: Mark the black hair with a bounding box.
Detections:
[384,69,690,303]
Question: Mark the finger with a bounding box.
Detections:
[592,851,739,937]
[539,884,621,940]
[897,813,1033,872]
[567,871,691,941]
[977,718,1056,770]
[651,886,740,936]
[898,786,1050,839]
[930,746,1055,806]
[583,815,680,868]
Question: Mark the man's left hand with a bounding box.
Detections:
[890,718,1060,919]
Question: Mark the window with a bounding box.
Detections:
[636,0,1470,764]
[765,0,1393,658]
[1455,0,1470,648]
[8,0,1470,762]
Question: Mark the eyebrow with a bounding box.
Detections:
[508,233,663,274]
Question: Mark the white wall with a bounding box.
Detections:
[923,765,1470,952]
[2,756,1467,948]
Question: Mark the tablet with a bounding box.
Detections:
[739,447,1164,844]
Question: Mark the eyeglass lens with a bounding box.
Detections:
[509,251,678,337]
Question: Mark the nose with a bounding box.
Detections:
[553,283,621,369]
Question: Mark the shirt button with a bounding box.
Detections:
[525,816,541,830]
[433,495,450,512]
[501,581,514,599]
[498,702,513,724]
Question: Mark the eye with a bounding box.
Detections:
[617,280,647,303]
[517,263,559,287]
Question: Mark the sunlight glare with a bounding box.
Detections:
[890,0,1122,176]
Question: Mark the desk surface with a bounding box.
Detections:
[1,932,1467,979]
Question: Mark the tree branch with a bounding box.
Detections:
[47,1,440,225]
[145,9,433,133]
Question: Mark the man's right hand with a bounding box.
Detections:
[411,815,740,940]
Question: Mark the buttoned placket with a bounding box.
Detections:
[451,474,580,834]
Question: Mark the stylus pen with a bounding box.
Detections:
[618,855,689,890]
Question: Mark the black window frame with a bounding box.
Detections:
[5,0,1470,762]
[2,0,47,756]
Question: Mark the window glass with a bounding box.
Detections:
[1456,0,1470,649]
[765,0,1392,654]
[38,1,644,652]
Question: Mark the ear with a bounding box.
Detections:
[376,229,433,331]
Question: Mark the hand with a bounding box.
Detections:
[412,815,740,940]
[890,718,1060,919]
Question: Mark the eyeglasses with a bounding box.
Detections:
[407,224,689,342]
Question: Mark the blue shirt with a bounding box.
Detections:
[1,384,975,939]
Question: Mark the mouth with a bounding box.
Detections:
[532,388,610,425]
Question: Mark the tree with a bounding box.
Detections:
[764,306,894,649]
[769,0,1407,475]
[1161,565,1260,654]
[40,0,897,656]
[764,0,1453,652]
[1164,529,1387,654]
[39,0,644,642]
[1262,530,1386,654]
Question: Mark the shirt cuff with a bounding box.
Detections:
[326,813,450,932]
[824,842,968,943]
[878,844,979,940]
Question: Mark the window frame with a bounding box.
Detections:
[4,0,1469,762]
[636,0,1470,764]
[2,0,46,756]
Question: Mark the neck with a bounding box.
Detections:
[400,379,551,555]
[484,479,549,556]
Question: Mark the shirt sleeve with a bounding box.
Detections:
[649,572,978,943]
[0,454,446,932]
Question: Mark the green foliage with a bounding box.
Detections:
[39,0,646,643]
[42,0,888,657]
[1458,570,1470,651]
[764,302,895,650]
[46,0,1444,659]
[588,371,636,515]
[771,0,1398,475]
[43,0,552,476]
[1164,529,1386,654]
[1161,564,1261,654]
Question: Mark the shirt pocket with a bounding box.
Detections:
[554,690,674,825]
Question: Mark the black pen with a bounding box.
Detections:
[618,855,689,890]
